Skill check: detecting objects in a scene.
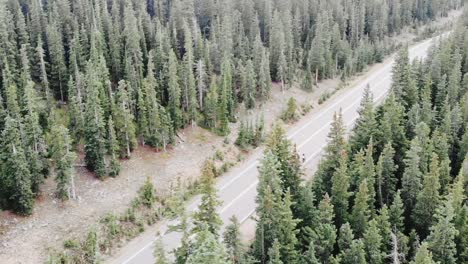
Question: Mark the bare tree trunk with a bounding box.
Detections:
[315,68,319,85]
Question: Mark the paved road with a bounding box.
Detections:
[108,34,444,264]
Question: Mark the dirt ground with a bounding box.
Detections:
[0,9,461,264]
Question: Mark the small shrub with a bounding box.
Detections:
[281,97,299,122]
[318,92,331,104]
[83,230,98,264]
[138,178,157,208]
[301,103,313,115]
[63,239,79,249]
[235,116,264,149]
[213,150,224,161]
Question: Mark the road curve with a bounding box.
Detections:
[108,34,445,264]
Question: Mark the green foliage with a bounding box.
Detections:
[186,224,229,264]
[154,239,169,264]
[138,178,157,208]
[223,216,245,264]
[48,123,77,200]
[235,116,264,149]
[281,98,299,122]
[192,161,222,236]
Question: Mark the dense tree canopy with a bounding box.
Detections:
[0,0,463,219]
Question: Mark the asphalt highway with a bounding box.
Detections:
[108,34,444,264]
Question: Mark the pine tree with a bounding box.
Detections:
[22,81,47,195]
[84,62,107,178]
[410,242,436,264]
[224,216,244,264]
[302,240,320,264]
[219,56,234,121]
[167,50,183,128]
[186,224,229,264]
[349,86,379,152]
[49,123,76,200]
[265,124,302,198]
[379,93,407,158]
[245,59,257,109]
[0,116,34,215]
[338,223,355,252]
[258,49,271,100]
[313,111,347,198]
[204,77,219,129]
[402,140,423,214]
[413,153,441,238]
[46,21,67,101]
[277,191,300,264]
[351,180,371,237]
[331,151,351,227]
[174,212,190,264]
[253,184,280,263]
[113,80,137,158]
[217,75,230,136]
[340,239,367,264]
[389,190,405,232]
[107,117,121,177]
[181,21,198,126]
[192,160,222,236]
[267,239,283,264]
[306,194,337,263]
[363,219,384,264]
[376,142,398,206]
[426,198,458,264]
[376,205,393,252]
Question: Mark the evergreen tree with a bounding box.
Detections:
[113,80,137,158]
[426,198,458,264]
[349,86,379,152]
[192,160,222,236]
[376,142,398,206]
[186,224,229,264]
[389,190,405,232]
[167,50,183,128]
[0,116,34,215]
[401,140,423,214]
[305,194,337,263]
[107,117,121,177]
[174,212,190,264]
[267,239,283,264]
[302,240,320,264]
[313,111,346,198]
[351,180,371,237]
[338,223,355,252]
[340,239,367,264]
[224,216,244,264]
[331,151,351,227]
[245,59,257,109]
[46,21,67,101]
[413,153,441,238]
[22,81,47,195]
[410,242,436,264]
[276,191,300,264]
[83,62,107,178]
[265,124,302,198]
[363,219,384,264]
[49,123,76,200]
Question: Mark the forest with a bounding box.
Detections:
[157,10,468,264]
[0,0,463,216]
